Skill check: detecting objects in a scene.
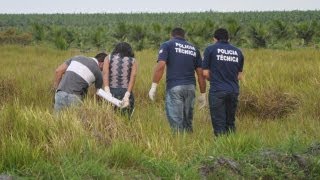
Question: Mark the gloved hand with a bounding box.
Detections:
[104,86,112,97]
[198,93,207,109]
[121,91,130,108]
[148,83,157,101]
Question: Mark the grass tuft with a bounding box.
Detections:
[239,88,299,119]
[0,77,18,106]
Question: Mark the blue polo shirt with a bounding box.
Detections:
[202,41,244,93]
[158,37,202,90]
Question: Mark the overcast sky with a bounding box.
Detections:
[0,0,319,13]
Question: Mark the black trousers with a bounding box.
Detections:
[110,88,134,119]
[209,91,239,136]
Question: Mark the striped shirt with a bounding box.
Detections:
[57,56,103,97]
[108,53,135,88]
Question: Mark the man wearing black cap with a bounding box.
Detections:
[202,28,244,136]
[53,53,107,112]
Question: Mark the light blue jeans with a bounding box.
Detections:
[165,84,195,132]
[54,91,82,112]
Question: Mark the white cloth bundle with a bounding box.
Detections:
[96,89,122,107]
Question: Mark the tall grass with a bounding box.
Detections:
[0,45,319,178]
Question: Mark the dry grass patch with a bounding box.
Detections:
[238,88,299,119]
[0,77,18,106]
[76,102,140,146]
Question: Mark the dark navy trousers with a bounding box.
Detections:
[209,91,239,136]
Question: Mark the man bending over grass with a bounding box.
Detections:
[53,53,107,112]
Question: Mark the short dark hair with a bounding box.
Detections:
[171,27,185,38]
[112,42,135,58]
[95,52,108,62]
[214,28,229,42]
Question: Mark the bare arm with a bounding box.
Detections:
[53,63,68,89]
[203,69,210,81]
[127,61,138,93]
[195,67,206,93]
[102,56,110,88]
[238,72,243,80]
[152,61,166,83]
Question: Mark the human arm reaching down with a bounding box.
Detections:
[53,63,68,90]
[196,67,207,109]
[121,61,138,108]
[148,60,166,101]
[102,56,112,96]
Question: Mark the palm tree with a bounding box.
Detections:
[295,21,316,45]
[112,22,128,41]
[226,18,242,45]
[92,27,105,50]
[32,23,45,42]
[271,20,291,40]
[247,23,269,48]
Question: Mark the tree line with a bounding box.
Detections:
[0,10,319,51]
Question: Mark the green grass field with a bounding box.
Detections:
[0,45,320,179]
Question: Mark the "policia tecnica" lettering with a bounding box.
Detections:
[216,48,239,62]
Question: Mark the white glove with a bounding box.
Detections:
[148,83,158,101]
[198,93,207,109]
[120,91,130,108]
[104,86,112,97]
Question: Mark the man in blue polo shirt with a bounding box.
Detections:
[203,28,244,136]
[148,27,206,132]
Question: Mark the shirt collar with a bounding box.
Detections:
[91,57,99,65]
[216,41,229,44]
[173,37,186,41]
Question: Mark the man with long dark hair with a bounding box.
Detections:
[202,28,244,136]
[148,27,206,132]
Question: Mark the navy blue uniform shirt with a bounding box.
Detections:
[202,41,244,93]
[158,37,202,90]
